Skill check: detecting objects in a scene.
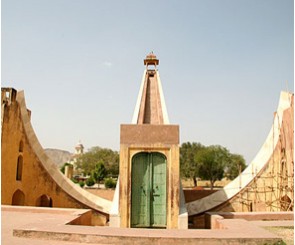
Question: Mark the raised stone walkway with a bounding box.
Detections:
[3,205,293,245]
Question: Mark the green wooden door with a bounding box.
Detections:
[131,153,150,227]
[131,152,166,228]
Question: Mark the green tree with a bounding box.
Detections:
[86,176,95,187]
[76,146,119,176]
[104,178,117,189]
[195,145,230,190]
[225,154,246,180]
[180,142,205,186]
[91,161,107,184]
[79,181,85,188]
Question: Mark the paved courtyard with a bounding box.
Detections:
[2,205,293,245]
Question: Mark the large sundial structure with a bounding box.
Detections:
[110,53,188,229]
[2,52,292,233]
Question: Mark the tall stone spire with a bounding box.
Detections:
[114,53,184,229]
[132,52,170,125]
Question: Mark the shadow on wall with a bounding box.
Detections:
[186,188,235,229]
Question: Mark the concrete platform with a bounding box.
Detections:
[2,205,293,245]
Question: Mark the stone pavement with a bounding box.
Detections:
[2,206,92,245]
[2,205,293,245]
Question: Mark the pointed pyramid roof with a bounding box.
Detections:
[132,53,169,125]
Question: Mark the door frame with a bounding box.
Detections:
[130,152,167,228]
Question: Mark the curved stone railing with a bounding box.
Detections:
[17,90,112,214]
[186,91,293,216]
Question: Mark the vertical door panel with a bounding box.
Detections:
[150,153,167,227]
[131,153,150,227]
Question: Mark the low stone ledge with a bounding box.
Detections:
[206,211,294,221]
[9,207,284,245]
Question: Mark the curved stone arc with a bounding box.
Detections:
[186,91,293,216]
[156,70,170,124]
[16,90,112,214]
[132,69,147,124]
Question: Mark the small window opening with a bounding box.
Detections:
[16,156,23,181]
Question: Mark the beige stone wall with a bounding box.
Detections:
[119,124,180,229]
[1,88,110,225]
[2,92,85,208]
[188,92,293,228]
[221,103,294,213]
[119,144,180,229]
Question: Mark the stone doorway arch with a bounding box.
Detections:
[12,189,25,205]
[36,194,53,207]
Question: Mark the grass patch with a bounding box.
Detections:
[264,226,294,245]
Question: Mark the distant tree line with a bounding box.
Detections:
[60,143,246,190]
[180,142,246,189]
[60,146,119,188]
[75,146,119,178]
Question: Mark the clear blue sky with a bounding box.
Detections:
[2,0,294,164]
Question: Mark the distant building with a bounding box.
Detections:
[75,141,84,155]
[69,141,84,176]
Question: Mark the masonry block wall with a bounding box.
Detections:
[119,124,180,228]
[1,88,110,225]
